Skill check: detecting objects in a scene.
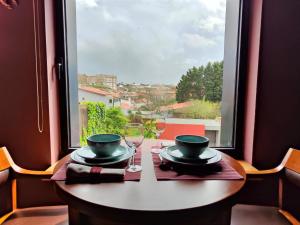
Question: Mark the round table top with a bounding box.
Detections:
[55,139,245,213]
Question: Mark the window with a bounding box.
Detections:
[57,0,246,155]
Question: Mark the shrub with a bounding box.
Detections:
[173,100,220,119]
[80,102,128,145]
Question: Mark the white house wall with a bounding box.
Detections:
[78,90,111,106]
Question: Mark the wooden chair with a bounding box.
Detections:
[235,148,300,225]
[0,146,68,225]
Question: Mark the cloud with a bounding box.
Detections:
[198,16,225,33]
[75,0,226,84]
[197,0,226,13]
[76,0,98,8]
[183,33,216,48]
[101,7,129,23]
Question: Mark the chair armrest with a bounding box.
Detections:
[278,209,300,225]
[0,211,15,225]
[238,148,295,175]
[2,147,56,176]
[238,160,282,175]
[12,164,55,176]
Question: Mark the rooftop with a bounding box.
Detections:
[160,101,193,111]
[79,86,119,98]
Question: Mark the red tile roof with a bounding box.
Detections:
[79,86,119,98]
[135,98,147,103]
[120,102,134,110]
[160,101,193,111]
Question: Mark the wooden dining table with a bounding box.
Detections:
[54,139,246,225]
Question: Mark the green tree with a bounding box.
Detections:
[176,61,223,103]
[176,66,205,102]
[143,119,157,139]
[204,61,223,102]
[176,74,189,102]
[104,107,128,135]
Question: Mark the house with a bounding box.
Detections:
[78,86,120,107]
[160,101,193,112]
[120,100,134,115]
[78,74,117,90]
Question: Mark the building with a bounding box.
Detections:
[78,86,120,107]
[159,118,221,146]
[160,101,193,112]
[78,74,117,90]
[120,100,134,115]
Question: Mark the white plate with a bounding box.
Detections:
[166,145,217,162]
[71,147,134,166]
[160,149,221,166]
[76,145,127,161]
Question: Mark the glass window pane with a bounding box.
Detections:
[73,0,239,148]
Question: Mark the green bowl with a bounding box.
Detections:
[87,134,121,156]
[175,135,209,158]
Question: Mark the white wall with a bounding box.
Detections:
[79,90,112,106]
[78,90,121,108]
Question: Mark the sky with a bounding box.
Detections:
[76,0,226,85]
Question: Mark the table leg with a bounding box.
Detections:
[68,206,232,225]
[68,206,90,225]
[143,207,232,225]
[214,207,232,225]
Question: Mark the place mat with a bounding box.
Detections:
[152,153,243,180]
[51,150,141,182]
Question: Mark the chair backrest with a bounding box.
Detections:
[283,148,300,173]
[0,147,11,190]
[0,147,11,172]
[0,147,13,220]
[280,148,300,223]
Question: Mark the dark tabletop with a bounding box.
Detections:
[54,139,246,212]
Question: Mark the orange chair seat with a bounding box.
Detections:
[3,205,68,225]
[231,204,290,225]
